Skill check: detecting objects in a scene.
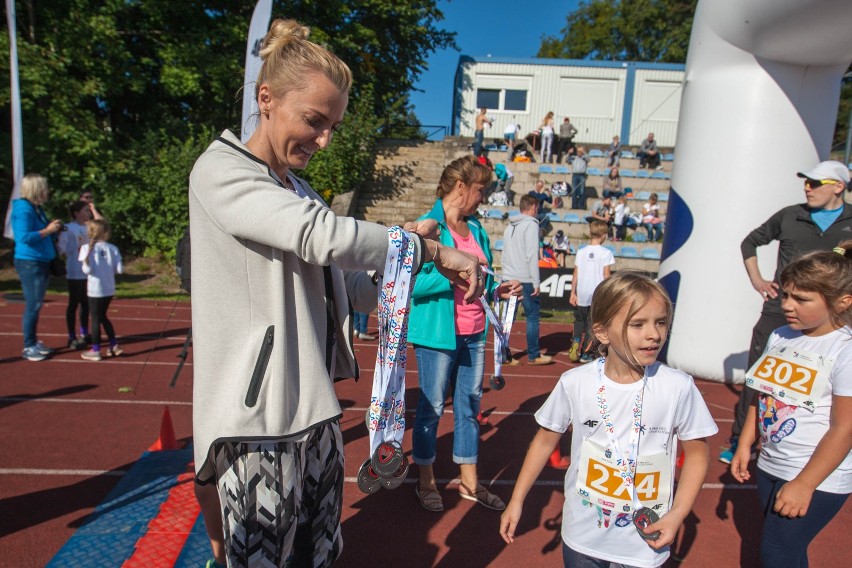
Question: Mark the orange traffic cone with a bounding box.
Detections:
[149,406,178,451]
[548,448,570,469]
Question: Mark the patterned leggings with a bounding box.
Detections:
[212,421,344,568]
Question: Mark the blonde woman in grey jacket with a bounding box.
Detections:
[189,19,482,568]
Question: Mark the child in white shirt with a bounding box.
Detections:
[500,272,717,567]
[79,219,124,361]
[731,241,852,566]
[569,220,615,362]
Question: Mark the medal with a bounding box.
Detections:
[489,374,505,390]
[362,227,416,494]
[632,507,661,541]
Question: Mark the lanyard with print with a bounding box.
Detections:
[594,358,646,509]
[745,345,834,412]
[478,266,516,390]
[359,227,417,494]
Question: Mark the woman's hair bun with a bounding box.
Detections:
[259,19,310,60]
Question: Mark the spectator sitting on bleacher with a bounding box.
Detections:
[611,196,634,241]
[606,135,621,167]
[585,196,613,227]
[552,229,570,267]
[570,146,591,210]
[528,180,554,233]
[493,163,515,205]
[637,132,661,170]
[642,192,665,241]
[602,166,623,198]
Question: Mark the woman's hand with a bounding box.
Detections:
[45,219,63,235]
[403,219,440,240]
[497,280,522,299]
[429,242,482,303]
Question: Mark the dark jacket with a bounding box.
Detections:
[741,202,852,283]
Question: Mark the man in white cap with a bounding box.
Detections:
[719,160,852,463]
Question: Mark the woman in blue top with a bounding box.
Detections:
[408,155,521,513]
[11,174,64,361]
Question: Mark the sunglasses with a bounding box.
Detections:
[803,178,839,189]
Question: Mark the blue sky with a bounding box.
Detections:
[410,0,582,137]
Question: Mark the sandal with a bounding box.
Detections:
[459,483,506,511]
[416,485,444,512]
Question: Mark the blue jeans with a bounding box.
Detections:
[412,335,485,465]
[571,174,587,209]
[644,222,664,241]
[473,129,484,157]
[353,311,368,334]
[757,469,848,568]
[14,258,50,348]
[521,283,542,360]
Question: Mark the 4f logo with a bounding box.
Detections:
[583,420,599,428]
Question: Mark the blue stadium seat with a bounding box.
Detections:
[485,143,499,151]
[632,232,647,243]
[663,171,672,179]
[635,191,651,201]
[547,212,562,222]
[493,239,504,251]
[620,150,635,159]
[499,144,508,152]
[587,167,602,176]
[486,209,504,219]
[657,193,669,202]
[538,165,554,174]
[620,246,640,259]
[589,149,604,158]
[663,153,675,161]
[508,209,519,217]
[555,165,570,174]
[604,244,618,257]
[620,169,636,178]
[635,170,650,179]
[563,213,583,223]
[641,248,661,260]
[651,171,667,179]
[569,244,576,254]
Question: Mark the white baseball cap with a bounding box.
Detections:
[796,160,850,185]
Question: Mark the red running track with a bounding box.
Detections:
[0,293,849,567]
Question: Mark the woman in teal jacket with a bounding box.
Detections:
[409,155,521,513]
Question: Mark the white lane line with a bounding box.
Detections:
[0,397,191,406]
[0,468,126,477]
[0,468,755,490]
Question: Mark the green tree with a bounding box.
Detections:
[0,0,454,257]
[539,0,696,63]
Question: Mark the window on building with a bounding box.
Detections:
[504,89,527,111]
[476,89,500,110]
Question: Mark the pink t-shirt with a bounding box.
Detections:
[450,228,487,335]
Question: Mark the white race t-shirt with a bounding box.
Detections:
[573,245,615,306]
[756,326,852,493]
[57,222,89,280]
[536,360,718,567]
[79,241,123,298]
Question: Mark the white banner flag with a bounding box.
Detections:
[241,0,273,143]
[4,0,24,239]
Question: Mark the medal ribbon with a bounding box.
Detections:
[477,267,516,376]
[595,358,646,510]
[367,227,417,456]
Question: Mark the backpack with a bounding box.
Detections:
[175,227,191,293]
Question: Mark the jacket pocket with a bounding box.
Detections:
[245,325,274,407]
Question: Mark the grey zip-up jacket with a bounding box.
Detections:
[189,130,419,479]
[501,213,541,288]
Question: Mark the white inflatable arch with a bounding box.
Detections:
[660,0,852,381]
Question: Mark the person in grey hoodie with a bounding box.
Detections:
[501,194,554,365]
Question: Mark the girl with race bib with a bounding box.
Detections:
[500,272,717,567]
[731,241,852,567]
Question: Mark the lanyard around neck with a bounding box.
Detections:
[595,358,647,508]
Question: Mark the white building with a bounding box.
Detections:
[452,56,686,148]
